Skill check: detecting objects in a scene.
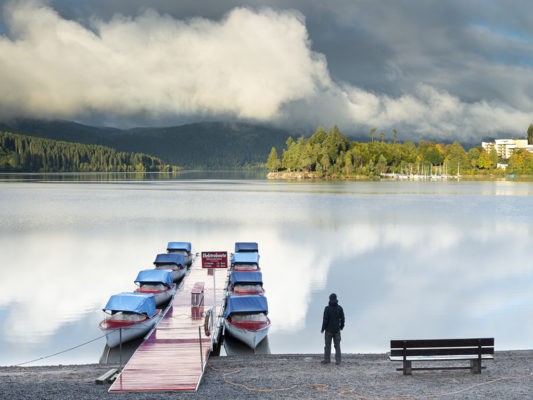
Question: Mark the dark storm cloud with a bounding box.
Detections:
[0,0,531,141]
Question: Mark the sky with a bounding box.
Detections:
[0,0,532,142]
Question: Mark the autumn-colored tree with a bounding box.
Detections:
[266,147,281,171]
[476,150,493,169]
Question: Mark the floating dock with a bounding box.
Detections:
[109,262,227,392]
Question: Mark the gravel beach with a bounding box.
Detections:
[1,351,532,399]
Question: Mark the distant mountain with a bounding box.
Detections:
[0,119,290,169]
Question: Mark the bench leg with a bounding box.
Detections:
[470,359,481,374]
[402,360,412,375]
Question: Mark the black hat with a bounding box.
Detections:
[329,293,337,301]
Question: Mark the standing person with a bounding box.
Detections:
[321,293,345,365]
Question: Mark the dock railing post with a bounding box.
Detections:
[198,326,204,372]
[119,328,123,371]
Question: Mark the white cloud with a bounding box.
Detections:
[0,2,328,122]
[0,1,531,140]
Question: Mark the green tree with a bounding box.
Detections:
[444,141,469,175]
[369,128,376,143]
[468,147,481,168]
[489,148,499,166]
[418,140,444,165]
[266,147,281,171]
[528,124,533,145]
[476,150,493,169]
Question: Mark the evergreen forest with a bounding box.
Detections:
[0,131,179,173]
[267,126,533,178]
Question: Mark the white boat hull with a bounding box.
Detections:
[224,320,270,349]
[136,285,177,306]
[100,311,162,348]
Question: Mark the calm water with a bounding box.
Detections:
[1,174,532,365]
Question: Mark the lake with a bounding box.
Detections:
[1,173,532,366]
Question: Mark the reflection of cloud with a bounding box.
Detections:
[1,181,532,355]
[338,222,533,352]
[0,232,153,343]
[261,236,330,333]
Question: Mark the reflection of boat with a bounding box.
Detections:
[167,241,193,267]
[235,242,258,253]
[224,295,270,349]
[223,332,271,355]
[99,336,143,365]
[134,269,177,306]
[230,252,260,271]
[153,253,187,282]
[99,293,162,348]
[228,271,264,295]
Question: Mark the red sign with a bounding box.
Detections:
[201,251,228,268]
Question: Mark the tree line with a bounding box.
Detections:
[0,131,180,173]
[267,126,533,177]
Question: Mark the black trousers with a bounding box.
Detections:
[324,331,341,363]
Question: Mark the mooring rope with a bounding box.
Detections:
[14,334,108,367]
[208,363,533,399]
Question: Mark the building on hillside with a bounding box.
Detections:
[481,139,529,159]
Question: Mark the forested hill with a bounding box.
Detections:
[0,131,178,173]
[0,120,290,169]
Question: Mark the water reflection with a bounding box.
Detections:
[0,179,532,365]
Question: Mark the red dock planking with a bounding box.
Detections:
[109,263,228,392]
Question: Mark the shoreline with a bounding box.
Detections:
[2,351,532,399]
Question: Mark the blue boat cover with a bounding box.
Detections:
[154,253,186,266]
[103,293,157,318]
[134,269,174,288]
[235,242,258,253]
[231,252,260,265]
[224,295,268,317]
[167,241,191,252]
[230,271,263,285]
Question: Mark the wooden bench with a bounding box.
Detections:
[389,338,494,375]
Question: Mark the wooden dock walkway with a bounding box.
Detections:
[109,263,228,392]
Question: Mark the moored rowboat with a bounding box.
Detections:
[134,269,177,306]
[224,295,270,349]
[153,253,187,282]
[99,292,162,348]
[228,271,264,295]
[230,252,260,271]
[167,241,193,267]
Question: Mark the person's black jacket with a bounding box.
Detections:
[321,298,345,334]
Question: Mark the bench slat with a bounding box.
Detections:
[390,347,494,358]
[390,354,494,362]
[396,366,487,372]
[389,338,494,375]
[390,338,494,349]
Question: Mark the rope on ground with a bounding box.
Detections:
[208,363,533,399]
[14,334,108,367]
[207,363,328,393]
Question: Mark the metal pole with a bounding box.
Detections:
[119,328,122,370]
[212,270,216,350]
[198,326,204,372]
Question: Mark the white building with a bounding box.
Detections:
[481,139,528,159]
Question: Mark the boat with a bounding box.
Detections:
[234,242,259,253]
[99,292,162,348]
[228,271,264,295]
[167,241,193,267]
[224,295,270,349]
[153,253,187,282]
[230,251,260,271]
[134,269,177,306]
